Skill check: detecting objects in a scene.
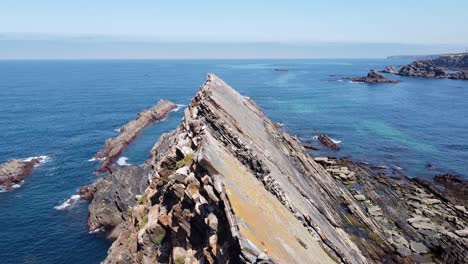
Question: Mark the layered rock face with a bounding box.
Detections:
[95,100,178,173]
[350,69,400,83]
[88,74,467,264]
[0,157,44,190]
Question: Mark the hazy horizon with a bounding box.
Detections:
[2,0,468,59]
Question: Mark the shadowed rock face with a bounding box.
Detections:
[87,74,467,264]
[95,100,178,173]
[350,69,400,83]
[0,158,42,190]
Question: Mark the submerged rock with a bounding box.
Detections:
[94,100,178,173]
[349,69,400,83]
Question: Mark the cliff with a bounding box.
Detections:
[86,74,467,264]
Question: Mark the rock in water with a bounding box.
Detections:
[87,74,468,264]
[349,69,400,83]
[317,134,341,150]
[0,158,43,190]
[94,100,178,173]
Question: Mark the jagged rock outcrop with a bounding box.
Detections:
[87,74,467,264]
[0,157,46,190]
[349,69,400,83]
[396,59,467,80]
[95,100,178,173]
[381,66,398,74]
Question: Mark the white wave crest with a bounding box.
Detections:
[54,194,82,210]
[0,186,6,193]
[114,127,121,133]
[171,104,186,112]
[117,157,130,166]
[330,137,342,144]
[23,155,49,167]
[89,227,106,234]
[88,157,106,162]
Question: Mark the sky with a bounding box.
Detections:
[1,0,467,59]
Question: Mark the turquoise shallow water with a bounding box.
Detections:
[0,59,467,263]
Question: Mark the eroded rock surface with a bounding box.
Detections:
[87,74,467,264]
[95,100,178,173]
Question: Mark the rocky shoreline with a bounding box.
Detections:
[383,54,468,80]
[81,74,467,263]
[0,156,47,191]
[94,100,178,173]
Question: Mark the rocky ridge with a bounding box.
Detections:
[94,100,177,173]
[85,74,467,263]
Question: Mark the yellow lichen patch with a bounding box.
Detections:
[200,133,336,264]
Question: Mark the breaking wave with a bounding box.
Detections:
[54,194,82,210]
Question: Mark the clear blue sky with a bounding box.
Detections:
[1,0,467,58]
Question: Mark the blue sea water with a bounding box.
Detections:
[0,59,467,263]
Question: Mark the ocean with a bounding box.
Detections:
[0,59,467,263]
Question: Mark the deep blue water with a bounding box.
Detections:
[0,59,467,263]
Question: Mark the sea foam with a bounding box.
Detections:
[54,194,82,210]
[117,157,130,166]
[23,155,49,167]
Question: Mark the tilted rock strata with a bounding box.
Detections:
[95,100,178,173]
[0,158,42,190]
[350,69,400,83]
[88,74,467,263]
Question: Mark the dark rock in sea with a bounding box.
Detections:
[86,74,468,264]
[396,55,468,80]
[381,66,399,74]
[0,157,46,190]
[398,60,450,78]
[94,100,178,173]
[317,134,341,150]
[349,69,400,83]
